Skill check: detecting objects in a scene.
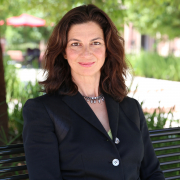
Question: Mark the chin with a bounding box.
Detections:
[78,70,100,77]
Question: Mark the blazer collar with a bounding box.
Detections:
[104,93,119,141]
[62,92,119,141]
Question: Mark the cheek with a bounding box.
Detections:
[93,48,106,59]
[65,49,80,70]
[66,49,78,61]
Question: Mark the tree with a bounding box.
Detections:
[0,36,8,146]
[0,0,23,145]
[0,0,8,145]
[1,0,126,50]
[22,0,125,30]
[3,0,179,144]
[0,0,126,144]
[125,0,180,39]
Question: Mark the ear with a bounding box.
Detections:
[63,53,67,59]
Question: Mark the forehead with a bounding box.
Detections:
[67,22,104,39]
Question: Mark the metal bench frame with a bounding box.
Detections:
[149,127,180,180]
[0,144,28,180]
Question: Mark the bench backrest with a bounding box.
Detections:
[150,127,180,180]
[0,127,179,180]
[0,144,28,180]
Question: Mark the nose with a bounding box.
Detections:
[81,45,92,57]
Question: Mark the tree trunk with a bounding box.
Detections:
[0,42,8,146]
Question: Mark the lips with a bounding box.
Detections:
[78,62,95,67]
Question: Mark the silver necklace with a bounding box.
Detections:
[83,94,105,104]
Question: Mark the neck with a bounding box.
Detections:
[72,72,101,97]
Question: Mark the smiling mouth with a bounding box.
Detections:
[78,62,95,67]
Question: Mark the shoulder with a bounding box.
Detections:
[23,93,66,120]
[120,96,143,116]
[22,93,64,124]
[119,96,142,129]
[23,93,64,108]
[120,96,140,109]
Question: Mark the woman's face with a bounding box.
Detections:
[64,21,106,79]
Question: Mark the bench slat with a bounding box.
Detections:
[0,165,27,173]
[163,167,180,173]
[154,144,180,151]
[157,152,180,159]
[149,127,180,133]
[0,144,23,150]
[165,175,180,180]
[0,148,24,156]
[0,174,29,180]
[150,131,180,137]
[152,137,180,144]
[160,159,180,166]
[0,156,25,164]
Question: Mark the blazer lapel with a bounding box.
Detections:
[103,93,119,142]
[62,92,120,141]
[62,92,110,139]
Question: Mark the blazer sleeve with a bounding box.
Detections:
[22,98,63,180]
[135,100,165,180]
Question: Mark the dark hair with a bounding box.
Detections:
[40,4,129,102]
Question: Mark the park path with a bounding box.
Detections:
[17,68,180,127]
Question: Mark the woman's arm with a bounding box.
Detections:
[23,98,63,180]
[135,100,165,180]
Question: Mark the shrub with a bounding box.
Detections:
[127,51,180,81]
[2,56,43,144]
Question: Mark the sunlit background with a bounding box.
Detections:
[0,0,180,145]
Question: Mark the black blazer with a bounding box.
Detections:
[22,92,165,180]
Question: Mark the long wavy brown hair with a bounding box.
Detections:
[40,4,129,102]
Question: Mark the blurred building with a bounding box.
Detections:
[157,36,180,57]
[124,23,180,57]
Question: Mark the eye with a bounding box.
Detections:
[71,42,80,46]
[92,42,101,45]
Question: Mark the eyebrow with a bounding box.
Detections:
[91,37,104,41]
[68,37,104,43]
[68,38,80,42]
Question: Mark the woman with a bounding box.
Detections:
[22,4,165,180]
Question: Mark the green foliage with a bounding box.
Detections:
[125,0,180,38]
[2,53,180,145]
[7,80,43,144]
[3,55,43,144]
[129,85,177,130]
[21,0,125,29]
[127,51,180,81]
[5,26,53,46]
[143,103,178,130]
[0,0,125,49]
[6,42,38,52]
[3,56,21,102]
[1,0,180,45]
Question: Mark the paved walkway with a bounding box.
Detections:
[126,76,180,127]
[17,69,180,127]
